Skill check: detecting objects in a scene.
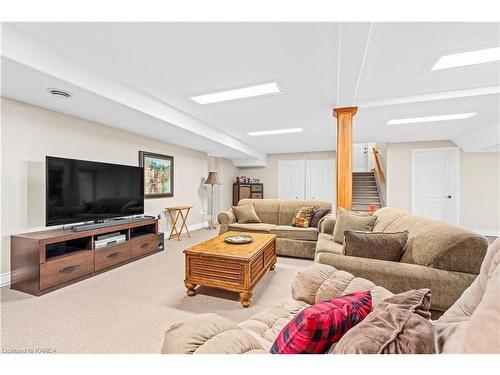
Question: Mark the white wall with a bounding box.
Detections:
[386,140,500,235]
[239,151,336,200]
[0,98,235,275]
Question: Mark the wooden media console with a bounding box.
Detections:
[10,218,159,296]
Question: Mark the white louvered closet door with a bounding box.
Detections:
[278,159,305,200]
[305,159,335,203]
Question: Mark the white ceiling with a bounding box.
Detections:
[1,22,499,166]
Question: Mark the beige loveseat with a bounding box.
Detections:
[315,207,488,313]
[161,239,500,354]
[218,199,332,259]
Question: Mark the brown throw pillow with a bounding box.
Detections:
[232,204,261,224]
[333,289,435,354]
[291,206,315,228]
[310,207,331,228]
[343,230,409,261]
[332,208,377,244]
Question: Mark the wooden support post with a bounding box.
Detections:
[333,107,357,211]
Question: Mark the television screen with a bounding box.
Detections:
[46,156,144,226]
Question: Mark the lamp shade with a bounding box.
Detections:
[204,171,220,185]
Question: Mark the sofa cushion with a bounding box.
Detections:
[161,313,264,354]
[386,214,488,274]
[434,239,500,353]
[332,208,377,244]
[239,199,281,225]
[373,207,408,232]
[270,291,372,354]
[463,265,500,353]
[239,299,308,346]
[334,289,435,354]
[343,230,409,261]
[291,206,315,228]
[228,223,276,233]
[291,263,393,306]
[311,207,331,228]
[232,204,261,224]
[315,233,344,255]
[270,225,318,241]
[278,200,331,226]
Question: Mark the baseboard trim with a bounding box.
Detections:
[1,272,11,288]
[188,221,209,231]
[473,228,499,237]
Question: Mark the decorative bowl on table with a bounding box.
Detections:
[224,235,254,244]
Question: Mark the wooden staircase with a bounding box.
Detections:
[352,171,383,212]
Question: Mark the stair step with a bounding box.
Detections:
[353,178,376,182]
[353,172,374,176]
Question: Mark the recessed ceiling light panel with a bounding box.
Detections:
[387,112,478,126]
[432,47,500,70]
[247,128,303,136]
[190,82,281,105]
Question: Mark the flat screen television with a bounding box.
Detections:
[46,156,144,226]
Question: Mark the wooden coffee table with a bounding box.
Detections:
[183,231,277,308]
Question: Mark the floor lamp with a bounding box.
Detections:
[204,171,220,230]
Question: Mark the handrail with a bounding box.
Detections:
[372,147,385,183]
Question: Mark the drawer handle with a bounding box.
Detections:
[107,252,121,259]
[59,265,79,274]
[140,243,151,249]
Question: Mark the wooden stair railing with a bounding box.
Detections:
[372,147,385,183]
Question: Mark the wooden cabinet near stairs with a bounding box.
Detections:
[233,183,264,206]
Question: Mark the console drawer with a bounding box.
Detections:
[40,251,94,290]
[94,242,131,272]
[130,234,157,258]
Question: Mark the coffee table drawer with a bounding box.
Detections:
[131,234,157,258]
[95,242,131,271]
[40,251,94,290]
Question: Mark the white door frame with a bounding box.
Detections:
[411,147,460,224]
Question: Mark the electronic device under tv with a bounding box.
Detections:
[46,156,144,226]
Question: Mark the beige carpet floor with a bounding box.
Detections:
[1,229,312,353]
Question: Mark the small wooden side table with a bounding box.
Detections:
[165,205,192,241]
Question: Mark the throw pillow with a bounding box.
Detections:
[343,230,409,261]
[333,289,435,354]
[291,206,315,228]
[310,207,332,228]
[232,204,261,224]
[270,291,372,354]
[332,208,377,244]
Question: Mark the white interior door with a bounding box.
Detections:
[305,159,335,203]
[278,159,305,200]
[412,147,459,224]
[353,143,370,172]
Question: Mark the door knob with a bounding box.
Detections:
[447,195,452,199]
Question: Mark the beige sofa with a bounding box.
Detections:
[161,239,500,354]
[315,207,488,313]
[218,199,332,259]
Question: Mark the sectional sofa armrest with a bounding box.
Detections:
[291,264,393,307]
[161,313,266,354]
[218,210,236,234]
[318,214,336,234]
